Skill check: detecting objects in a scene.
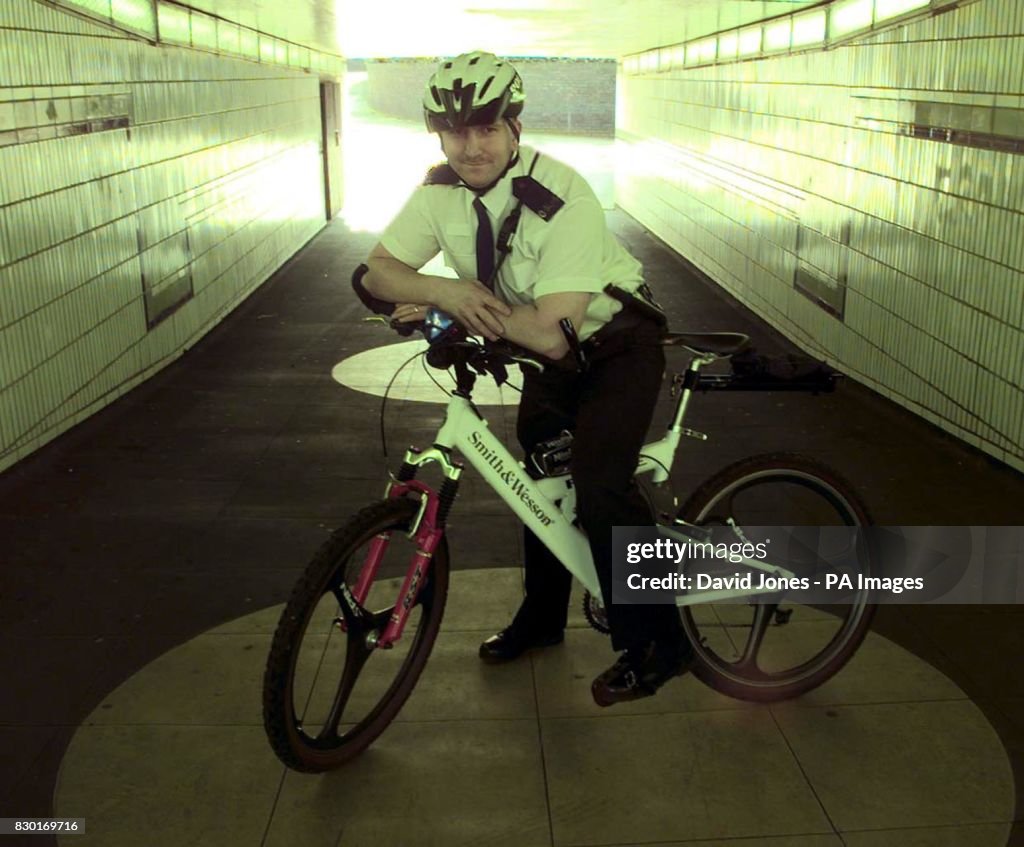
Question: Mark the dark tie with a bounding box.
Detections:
[473,197,495,288]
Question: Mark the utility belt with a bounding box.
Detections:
[581,283,668,355]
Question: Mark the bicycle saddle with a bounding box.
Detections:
[662,332,750,357]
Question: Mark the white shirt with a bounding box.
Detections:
[379,145,645,341]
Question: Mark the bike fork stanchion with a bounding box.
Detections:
[375,526,444,648]
[350,534,390,607]
[371,480,450,648]
[347,459,423,609]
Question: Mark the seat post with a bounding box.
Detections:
[668,353,720,434]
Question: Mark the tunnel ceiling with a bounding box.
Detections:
[178,0,818,58]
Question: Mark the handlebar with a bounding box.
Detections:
[361,313,547,383]
[352,263,839,394]
[352,262,592,380]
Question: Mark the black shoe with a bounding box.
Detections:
[591,640,692,707]
[479,625,564,663]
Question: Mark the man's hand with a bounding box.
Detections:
[434,279,512,342]
[364,244,511,341]
[391,303,431,324]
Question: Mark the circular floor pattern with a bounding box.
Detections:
[332,338,522,406]
[54,570,1014,847]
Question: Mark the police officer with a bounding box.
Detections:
[361,51,690,705]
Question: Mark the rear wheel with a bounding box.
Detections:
[677,453,876,702]
[263,498,448,771]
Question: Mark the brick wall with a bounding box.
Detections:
[366,58,616,136]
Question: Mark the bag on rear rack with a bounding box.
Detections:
[729,349,838,392]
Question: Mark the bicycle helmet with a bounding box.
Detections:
[423,51,525,133]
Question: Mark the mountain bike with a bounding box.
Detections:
[262,317,877,772]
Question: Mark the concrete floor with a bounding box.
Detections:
[2,209,1023,846]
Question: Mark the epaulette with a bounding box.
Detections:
[422,163,461,186]
[511,175,565,221]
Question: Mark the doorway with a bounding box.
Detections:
[319,80,343,219]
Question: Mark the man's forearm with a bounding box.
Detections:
[364,253,512,340]
[364,256,448,307]
[365,254,575,357]
[499,304,570,360]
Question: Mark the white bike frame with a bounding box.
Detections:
[398,356,798,607]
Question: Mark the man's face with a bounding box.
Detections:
[439,120,519,188]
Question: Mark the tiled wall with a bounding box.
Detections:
[0,0,339,471]
[616,0,1024,471]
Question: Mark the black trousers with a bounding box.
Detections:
[511,318,682,652]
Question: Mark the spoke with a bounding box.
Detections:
[783,527,824,578]
[314,603,399,742]
[317,619,375,741]
[689,498,738,661]
[331,584,364,626]
[737,600,777,671]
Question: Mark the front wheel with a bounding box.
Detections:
[677,452,877,702]
[262,498,449,771]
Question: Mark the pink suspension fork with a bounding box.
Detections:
[349,480,446,648]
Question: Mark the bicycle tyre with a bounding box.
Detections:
[677,452,877,702]
[263,498,449,771]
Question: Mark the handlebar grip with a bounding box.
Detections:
[351,263,395,317]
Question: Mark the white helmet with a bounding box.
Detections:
[423,51,525,133]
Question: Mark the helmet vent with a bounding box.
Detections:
[423,52,524,133]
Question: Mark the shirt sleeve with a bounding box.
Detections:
[379,188,441,270]
[530,193,608,300]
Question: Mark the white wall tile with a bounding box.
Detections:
[618,0,1024,468]
[0,0,335,471]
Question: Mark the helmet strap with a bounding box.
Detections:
[469,149,519,197]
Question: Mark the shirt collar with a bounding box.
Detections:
[476,146,532,218]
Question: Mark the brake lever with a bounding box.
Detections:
[509,354,544,372]
[361,315,420,337]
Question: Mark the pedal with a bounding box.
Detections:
[682,428,707,441]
